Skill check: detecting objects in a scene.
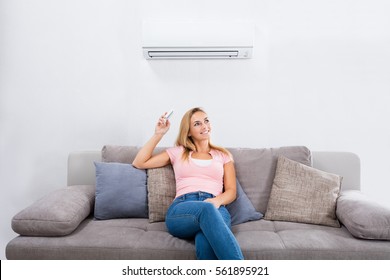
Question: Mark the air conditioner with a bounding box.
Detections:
[142,20,254,59]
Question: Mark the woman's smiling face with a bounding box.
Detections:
[188,111,211,141]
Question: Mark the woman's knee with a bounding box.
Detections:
[166,215,200,238]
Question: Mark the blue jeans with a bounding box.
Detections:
[165,191,244,260]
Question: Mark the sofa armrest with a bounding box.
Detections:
[336,190,390,240]
[12,185,95,236]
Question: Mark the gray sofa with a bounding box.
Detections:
[6,146,390,259]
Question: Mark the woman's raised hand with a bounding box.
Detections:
[155,112,171,135]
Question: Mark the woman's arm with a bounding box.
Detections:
[205,161,237,208]
[132,114,171,169]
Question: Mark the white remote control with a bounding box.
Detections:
[165,110,174,120]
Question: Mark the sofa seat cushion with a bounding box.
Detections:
[233,220,390,259]
[7,218,390,260]
[7,217,195,260]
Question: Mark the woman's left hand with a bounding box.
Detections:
[204,198,222,209]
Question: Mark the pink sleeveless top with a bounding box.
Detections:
[166,146,232,198]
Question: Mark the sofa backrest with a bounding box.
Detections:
[67,146,360,213]
[228,146,311,213]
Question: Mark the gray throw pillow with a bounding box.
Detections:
[265,156,342,227]
[12,185,95,236]
[94,162,148,219]
[226,179,263,226]
[337,190,390,240]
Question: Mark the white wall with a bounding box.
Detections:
[1,0,389,259]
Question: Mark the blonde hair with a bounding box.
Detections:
[175,107,232,161]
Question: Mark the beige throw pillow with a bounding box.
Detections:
[265,156,342,227]
[147,165,176,223]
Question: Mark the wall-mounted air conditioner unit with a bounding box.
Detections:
[142,20,254,60]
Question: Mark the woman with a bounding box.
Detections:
[132,107,244,260]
